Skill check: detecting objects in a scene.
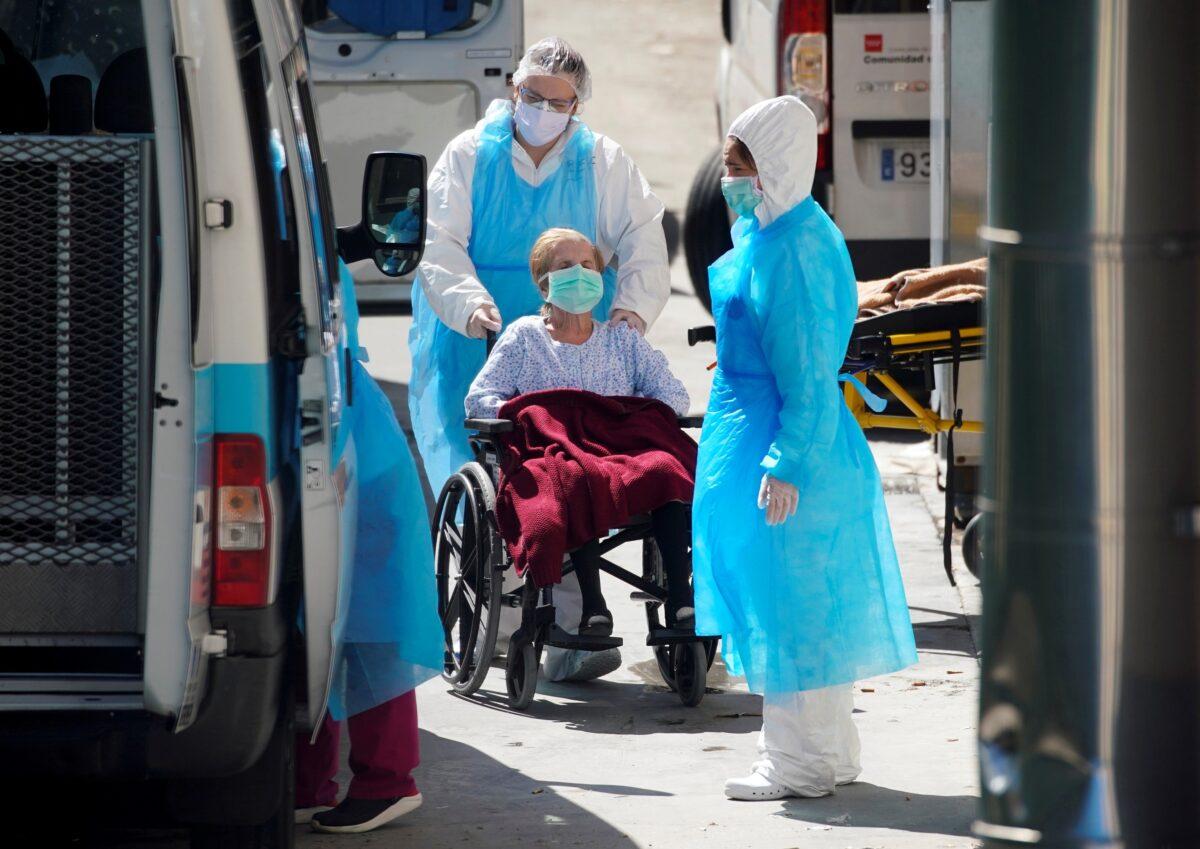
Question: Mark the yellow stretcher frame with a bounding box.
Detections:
[843,326,986,436]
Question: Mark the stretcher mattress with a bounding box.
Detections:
[851,300,982,340]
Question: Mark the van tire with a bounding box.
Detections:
[683,146,733,314]
[187,693,296,849]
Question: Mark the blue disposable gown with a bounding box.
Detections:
[327,262,444,719]
[693,198,918,696]
[408,103,616,491]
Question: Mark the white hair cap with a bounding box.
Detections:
[512,36,592,102]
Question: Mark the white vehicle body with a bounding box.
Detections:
[685,0,931,296]
[0,1,416,840]
[307,0,523,306]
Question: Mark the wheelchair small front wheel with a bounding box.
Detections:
[505,640,538,711]
[653,645,677,692]
[673,642,708,708]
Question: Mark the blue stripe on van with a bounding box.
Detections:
[195,363,279,479]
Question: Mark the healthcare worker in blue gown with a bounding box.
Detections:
[411,36,670,681]
[692,97,918,802]
[293,265,444,832]
[266,128,440,834]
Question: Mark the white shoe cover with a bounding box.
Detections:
[724,772,793,801]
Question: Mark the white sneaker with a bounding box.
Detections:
[724,772,793,801]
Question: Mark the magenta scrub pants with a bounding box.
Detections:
[295,689,420,807]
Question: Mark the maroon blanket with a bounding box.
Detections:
[494,389,697,588]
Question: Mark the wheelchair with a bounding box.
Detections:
[432,411,718,711]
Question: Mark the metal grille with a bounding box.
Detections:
[0,137,143,633]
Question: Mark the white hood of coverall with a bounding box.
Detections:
[727,96,817,230]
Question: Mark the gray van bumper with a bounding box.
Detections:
[0,603,289,780]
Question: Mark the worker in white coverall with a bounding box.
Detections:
[410,36,670,682]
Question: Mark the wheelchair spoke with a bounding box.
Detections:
[442,582,464,633]
[461,581,478,615]
[441,521,463,555]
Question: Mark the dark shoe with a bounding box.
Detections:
[294,805,333,824]
[310,793,423,834]
[578,611,614,637]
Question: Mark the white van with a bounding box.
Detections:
[684,0,931,307]
[307,0,524,307]
[0,1,422,845]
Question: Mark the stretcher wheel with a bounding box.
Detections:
[505,640,538,711]
[434,463,503,695]
[962,512,984,579]
[673,641,708,708]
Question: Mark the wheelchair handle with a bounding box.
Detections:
[688,325,716,347]
[485,329,498,356]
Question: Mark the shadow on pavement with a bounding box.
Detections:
[448,675,764,737]
[359,730,647,848]
[775,781,976,837]
[909,606,978,658]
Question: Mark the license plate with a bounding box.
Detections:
[881,143,930,183]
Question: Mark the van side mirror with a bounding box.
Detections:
[335,151,427,278]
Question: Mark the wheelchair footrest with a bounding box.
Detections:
[630,591,663,604]
[647,628,713,646]
[545,624,623,652]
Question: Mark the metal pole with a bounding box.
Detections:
[979,1,1200,846]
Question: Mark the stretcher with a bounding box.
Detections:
[840,300,985,584]
[688,299,986,585]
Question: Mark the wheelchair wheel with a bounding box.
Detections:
[673,641,708,708]
[434,463,503,695]
[505,640,538,711]
[962,511,984,579]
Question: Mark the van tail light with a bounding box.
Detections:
[212,435,271,607]
[779,0,831,170]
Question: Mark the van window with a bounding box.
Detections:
[303,0,499,35]
[282,48,341,344]
[0,0,145,97]
[232,1,301,329]
[834,1,929,12]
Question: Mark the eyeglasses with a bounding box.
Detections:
[518,86,577,113]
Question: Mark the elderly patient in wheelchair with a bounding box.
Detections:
[464,228,696,637]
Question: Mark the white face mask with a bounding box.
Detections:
[514,99,571,147]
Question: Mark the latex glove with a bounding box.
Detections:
[466,304,502,339]
[758,474,799,526]
[609,309,647,336]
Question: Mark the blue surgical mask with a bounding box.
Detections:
[543,265,604,315]
[721,176,763,219]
